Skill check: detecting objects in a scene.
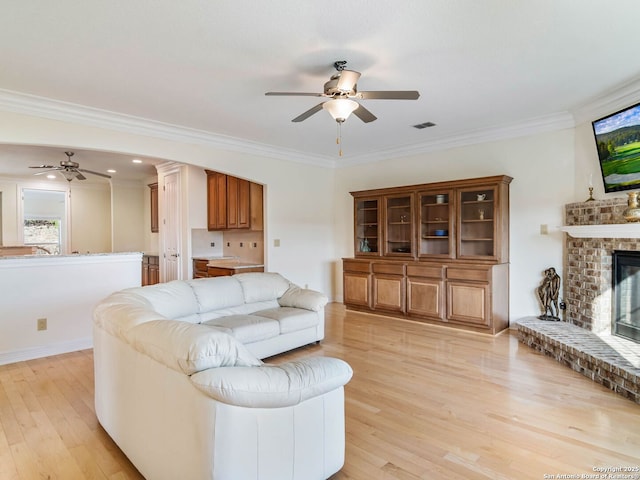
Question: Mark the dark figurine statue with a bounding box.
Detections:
[537,267,561,320]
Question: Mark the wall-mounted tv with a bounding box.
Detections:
[592,101,640,193]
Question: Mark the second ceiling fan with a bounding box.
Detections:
[265,61,420,124]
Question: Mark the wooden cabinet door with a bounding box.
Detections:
[249,182,264,231]
[407,276,444,321]
[207,171,227,230]
[149,183,159,233]
[344,271,371,307]
[141,262,149,286]
[383,194,414,257]
[354,196,381,256]
[237,178,251,228]
[227,175,239,228]
[148,264,160,285]
[373,274,405,313]
[446,281,490,327]
[457,185,498,260]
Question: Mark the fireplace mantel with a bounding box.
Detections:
[561,224,640,238]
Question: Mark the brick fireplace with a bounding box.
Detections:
[518,198,640,404]
[564,198,639,333]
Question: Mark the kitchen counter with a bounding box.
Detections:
[192,256,264,278]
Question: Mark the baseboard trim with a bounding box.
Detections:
[0,337,93,366]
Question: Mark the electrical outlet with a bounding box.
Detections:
[240,242,243,247]
[37,317,47,331]
[227,242,230,247]
[274,239,280,247]
[540,224,549,235]
[252,242,257,248]
[210,242,215,247]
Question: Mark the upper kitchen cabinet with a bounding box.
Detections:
[148,182,159,233]
[205,170,263,231]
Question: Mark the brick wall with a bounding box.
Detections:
[564,198,638,333]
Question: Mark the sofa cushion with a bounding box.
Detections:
[234,272,291,303]
[202,314,279,344]
[252,307,319,334]
[189,357,353,407]
[187,277,245,313]
[278,285,328,312]
[127,320,262,375]
[126,281,200,322]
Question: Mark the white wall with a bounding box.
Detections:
[70,183,111,253]
[334,129,576,321]
[111,181,145,252]
[0,253,142,365]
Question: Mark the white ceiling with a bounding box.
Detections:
[1,0,640,169]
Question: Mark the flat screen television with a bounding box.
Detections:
[592,101,640,193]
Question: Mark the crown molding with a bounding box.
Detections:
[338,112,576,167]
[570,75,640,125]
[0,89,332,168]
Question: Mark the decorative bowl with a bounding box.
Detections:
[434,229,448,236]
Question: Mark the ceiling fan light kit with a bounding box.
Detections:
[265,60,420,155]
[322,98,359,123]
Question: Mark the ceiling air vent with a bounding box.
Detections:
[413,121,436,129]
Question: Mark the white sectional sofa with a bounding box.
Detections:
[93,272,352,480]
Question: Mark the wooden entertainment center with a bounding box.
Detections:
[343,175,512,334]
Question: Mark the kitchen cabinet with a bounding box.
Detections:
[206,171,228,230]
[205,170,263,231]
[142,255,160,286]
[149,183,159,233]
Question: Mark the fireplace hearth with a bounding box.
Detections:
[613,250,640,343]
[518,199,640,404]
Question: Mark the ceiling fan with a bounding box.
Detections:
[29,151,112,182]
[265,60,420,124]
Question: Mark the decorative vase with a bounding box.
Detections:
[623,191,640,222]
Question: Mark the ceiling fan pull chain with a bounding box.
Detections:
[337,121,343,156]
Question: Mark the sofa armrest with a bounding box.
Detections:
[126,320,262,375]
[277,285,328,312]
[189,357,353,408]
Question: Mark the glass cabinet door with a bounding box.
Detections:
[418,189,454,258]
[458,186,496,259]
[384,194,413,256]
[355,197,380,255]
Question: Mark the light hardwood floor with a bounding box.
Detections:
[1,303,638,479]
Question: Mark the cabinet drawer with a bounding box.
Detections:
[446,267,490,282]
[344,260,371,273]
[406,264,443,279]
[372,263,405,275]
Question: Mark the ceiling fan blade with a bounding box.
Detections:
[291,102,326,122]
[357,90,420,100]
[353,104,377,123]
[75,172,87,180]
[78,168,112,179]
[29,164,55,169]
[336,70,361,92]
[33,169,59,176]
[265,92,324,97]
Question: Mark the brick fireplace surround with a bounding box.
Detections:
[517,198,640,404]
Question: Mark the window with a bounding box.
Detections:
[22,189,68,255]
[24,218,61,254]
